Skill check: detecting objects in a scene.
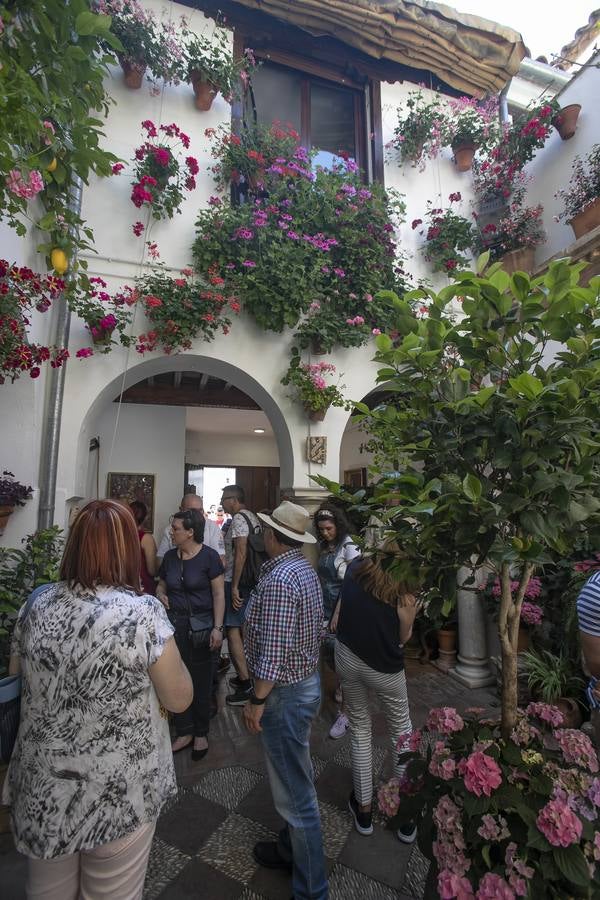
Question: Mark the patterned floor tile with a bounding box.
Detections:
[198,812,274,884]
[311,754,328,780]
[193,766,264,810]
[238,890,269,900]
[143,837,191,900]
[318,799,352,859]
[328,862,408,899]
[400,843,429,899]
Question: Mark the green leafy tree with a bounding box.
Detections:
[323,257,600,737]
[0,1,121,263]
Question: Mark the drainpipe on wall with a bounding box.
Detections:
[499,84,510,126]
[37,176,83,531]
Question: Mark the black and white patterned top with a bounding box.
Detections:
[3,583,177,859]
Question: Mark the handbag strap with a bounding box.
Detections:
[178,552,193,618]
[238,511,260,536]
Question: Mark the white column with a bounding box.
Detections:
[450,565,495,689]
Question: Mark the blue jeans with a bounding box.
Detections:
[260,671,328,900]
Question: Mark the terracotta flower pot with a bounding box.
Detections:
[305,404,328,422]
[517,625,530,653]
[552,104,582,141]
[437,627,457,653]
[556,696,583,729]
[452,142,477,172]
[499,246,536,275]
[311,338,327,355]
[0,505,14,535]
[569,197,600,240]
[119,57,146,90]
[190,72,217,111]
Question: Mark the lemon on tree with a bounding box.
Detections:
[51,248,68,275]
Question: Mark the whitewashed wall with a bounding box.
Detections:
[186,431,279,468]
[1,2,599,548]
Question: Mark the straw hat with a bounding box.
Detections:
[258,501,316,544]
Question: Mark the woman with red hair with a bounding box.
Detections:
[3,500,192,900]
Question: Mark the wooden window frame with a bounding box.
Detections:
[233,30,383,184]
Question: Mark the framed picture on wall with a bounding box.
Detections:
[343,467,367,489]
[106,472,155,532]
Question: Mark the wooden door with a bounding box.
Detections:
[235,466,280,513]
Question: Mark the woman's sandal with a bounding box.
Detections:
[171,736,193,754]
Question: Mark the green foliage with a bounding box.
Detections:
[184,27,257,97]
[389,88,445,167]
[523,649,585,703]
[0,1,119,260]
[414,193,474,274]
[0,527,63,673]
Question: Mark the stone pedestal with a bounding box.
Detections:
[450,566,495,689]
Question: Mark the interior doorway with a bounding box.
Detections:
[185,463,279,515]
[186,466,236,514]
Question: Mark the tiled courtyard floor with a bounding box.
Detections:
[0,659,497,899]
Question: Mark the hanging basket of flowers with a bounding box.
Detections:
[183,28,258,110]
[281,352,347,421]
[0,471,33,534]
[552,103,582,141]
[443,96,500,172]
[473,188,545,274]
[412,192,474,275]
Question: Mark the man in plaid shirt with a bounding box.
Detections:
[243,501,328,900]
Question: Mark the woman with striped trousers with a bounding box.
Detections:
[333,550,419,839]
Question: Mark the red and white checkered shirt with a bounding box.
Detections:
[244,548,323,684]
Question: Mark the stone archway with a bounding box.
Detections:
[69,354,295,514]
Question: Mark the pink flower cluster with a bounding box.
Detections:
[6,169,44,200]
[427,707,465,735]
[345,315,365,326]
[536,797,583,847]
[301,361,336,391]
[438,870,474,899]
[429,741,457,780]
[554,728,599,773]
[504,842,534,897]
[491,575,541,599]
[525,702,564,727]
[477,814,509,842]
[376,776,400,817]
[520,601,543,625]
[433,795,470,878]
[475,873,515,899]
[459,751,502,798]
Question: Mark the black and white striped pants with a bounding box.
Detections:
[335,639,412,807]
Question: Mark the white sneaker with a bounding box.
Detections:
[329,713,349,739]
[397,823,417,844]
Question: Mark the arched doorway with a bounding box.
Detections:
[73,354,295,538]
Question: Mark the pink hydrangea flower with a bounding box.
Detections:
[594,832,600,861]
[554,729,599,773]
[477,814,509,841]
[460,751,502,797]
[372,328,381,335]
[438,870,474,899]
[536,797,583,847]
[476,873,515,899]
[525,702,564,727]
[377,777,400,817]
[427,707,465,735]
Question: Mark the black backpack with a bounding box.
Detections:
[237,512,268,589]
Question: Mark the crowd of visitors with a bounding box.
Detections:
[18,489,600,899]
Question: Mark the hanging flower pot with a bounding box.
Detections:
[452,142,477,172]
[310,337,327,355]
[569,196,600,239]
[552,104,582,141]
[0,505,14,536]
[499,246,536,275]
[119,57,146,90]
[190,72,218,111]
[304,404,328,422]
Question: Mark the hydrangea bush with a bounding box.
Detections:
[380,705,600,899]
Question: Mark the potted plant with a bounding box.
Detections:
[379,704,600,897]
[552,102,582,141]
[412,192,474,274]
[281,352,346,421]
[0,472,33,534]
[183,28,257,109]
[95,0,162,88]
[555,144,600,239]
[68,276,137,356]
[206,121,301,191]
[442,96,500,171]
[133,265,234,355]
[523,649,585,727]
[422,589,458,671]
[473,188,545,274]
[389,88,445,168]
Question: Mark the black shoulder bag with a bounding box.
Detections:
[238,512,267,590]
[179,553,213,649]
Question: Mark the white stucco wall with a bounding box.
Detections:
[89,402,186,542]
[523,52,600,263]
[2,2,599,549]
[186,430,279,467]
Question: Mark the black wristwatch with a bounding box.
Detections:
[213,625,224,632]
[249,691,267,705]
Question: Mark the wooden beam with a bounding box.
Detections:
[117,383,261,410]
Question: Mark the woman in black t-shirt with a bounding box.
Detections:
[157,509,225,761]
[334,549,419,840]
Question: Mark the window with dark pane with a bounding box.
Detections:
[245,62,302,133]
[310,80,356,168]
